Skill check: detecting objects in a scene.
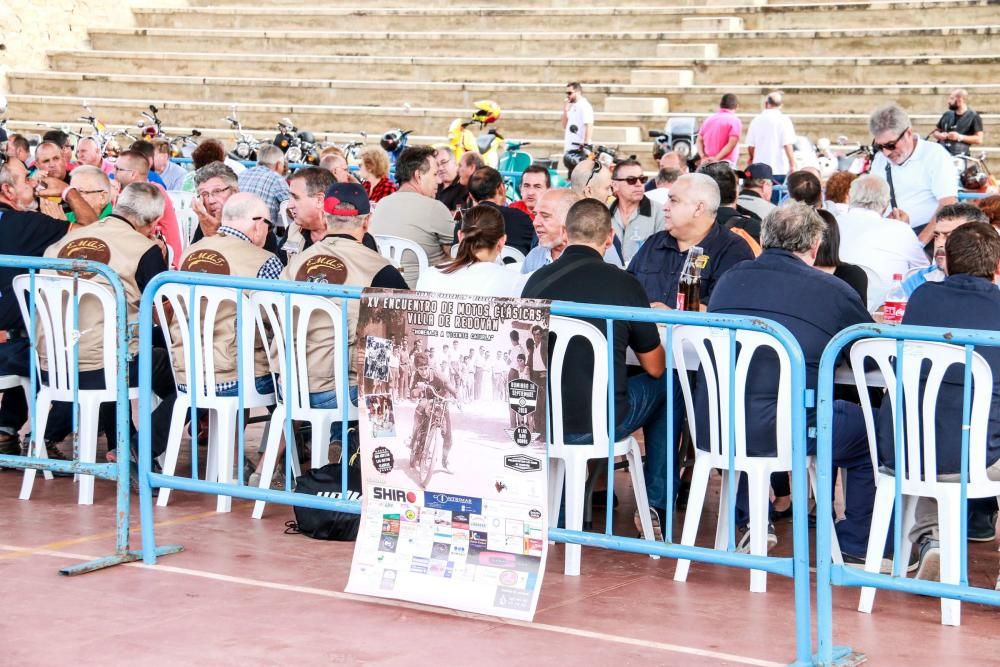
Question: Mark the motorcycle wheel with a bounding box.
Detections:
[673,140,692,158]
[419,427,442,488]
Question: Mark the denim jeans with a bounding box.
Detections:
[564,372,683,513]
[215,375,275,398]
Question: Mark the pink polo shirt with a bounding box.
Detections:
[699,108,742,165]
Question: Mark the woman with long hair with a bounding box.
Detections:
[815,208,868,304]
[416,204,526,297]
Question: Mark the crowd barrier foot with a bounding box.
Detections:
[809,646,867,667]
[58,545,184,577]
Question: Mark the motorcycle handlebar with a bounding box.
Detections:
[648,130,664,138]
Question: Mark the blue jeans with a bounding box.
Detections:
[733,399,875,557]
[564,372,682,513]
[215,375,275,398]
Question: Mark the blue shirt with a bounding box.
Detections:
[706,249,872,456]
[877,273,1000,473]
[238,165,290,225]
[626,223,755,307]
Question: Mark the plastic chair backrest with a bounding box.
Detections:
[850,339,993,489]
[277,199,291,230]
[12,273,119,401]
[155,283,272,405]
[374,234,430,279]
[501,246,525,264]
[548,316,612,449]
[671,325,792,469]
[175,207,199,248]
[251,291,348,417]
[168,190,195,212]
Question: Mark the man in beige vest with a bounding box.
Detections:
[43,182,177,463]
[281,166,335,263]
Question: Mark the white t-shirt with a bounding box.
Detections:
[837,206,930,306]
[415,260,527,298]
[744,108,796,175]
[870,138,957,230]
[370,191,456,287]
[564,97,595,152]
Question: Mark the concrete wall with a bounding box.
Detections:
[0,0,187,94]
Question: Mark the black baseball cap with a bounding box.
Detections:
[324,182,371,215]
[742,163,778,183]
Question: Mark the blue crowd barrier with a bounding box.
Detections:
[135,272,816,666]
[0,255,178,574]
[814,323,1000,664]
[774,183,987,202]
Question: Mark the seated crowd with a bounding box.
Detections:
[0,98,998,584]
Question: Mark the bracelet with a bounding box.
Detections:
[61,185,76,201]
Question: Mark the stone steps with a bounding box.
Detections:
[87,25,1000,59]
[12,71,1000,116]
[186,0,770,6]
[46,49,1000,86]
[130,0,1000,32]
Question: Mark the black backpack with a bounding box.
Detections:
[285,454,363,541]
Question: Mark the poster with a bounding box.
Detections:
[345,290,550,621]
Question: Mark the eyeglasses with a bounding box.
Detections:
[198,185,232,200]
[613,175,649,185]
[252,215,273,226]
[113,166,135,175]
[76,188,109,196]
[872,127,910,153]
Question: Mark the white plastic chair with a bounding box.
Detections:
[13,274,137,505]
[167,190,195,211]
[168,190,199,249]
[500,246,525,264]
[547,316,656,576]
[277,199,291,230]
[855,263,888,314]
[155,284,275,512]
[0,374,36,473]
[851,339,996,626]
[671,325,841,593]
[250,292,358,519]
[373,234,429,282]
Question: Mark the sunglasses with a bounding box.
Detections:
[872,127,910,153]
[613,175,649,185]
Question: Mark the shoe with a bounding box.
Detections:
[0,431,20,456]
[675,480,690,512]
[591,492,619,509]
[967,511,998,542]
[736,522,778,553]
[842,549,919,575]
[634,507,664,541]
[248,471,285,490]
[770,505,795,522]
[45,441,74,477]
[914,538,941,581]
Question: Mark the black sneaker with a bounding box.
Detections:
[968,511,998,542]
[914,538,941,581]
[0,432,20,456]
[736,522,777,553]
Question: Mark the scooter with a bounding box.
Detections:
[448,100,504,168]
[224,108,259,162]
[497,139,568,202]
[380,128,412,173]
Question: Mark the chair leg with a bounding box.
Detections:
[547,457,565,541]
[626,442,659,559]
[563,456,588,576]
[858,478,896,614]
[674,456,712,583]
[748,471,771,593]
[937,494,962,626]
[19,396,53,500]
[212,408,238,513]
[252,407,286,520]
[76,399,100,506]
[157,398,191,507]
[715,469,732,551]
[313,415,335,470]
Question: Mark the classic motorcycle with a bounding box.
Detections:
[224,107,259,162]
[273,117,319,166]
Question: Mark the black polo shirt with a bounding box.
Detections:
[522,245,660,433]
[478,201,536,256]
[935,108,984,156]
[716,205,761,243]
[0,203,71,330]
[626,223,755,308]
[437,178,468,213]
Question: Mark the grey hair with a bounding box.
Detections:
[761,201,825,253]
[868,103,910,137]
[0,160,22,190]
[765,90,783,108]
[324,212,366,230]
[848,174,891,213]
[70,165,111,193]
[681,172,721,216]
[193,161,239,189]
[256,144,285,168]
[114,182,165,228]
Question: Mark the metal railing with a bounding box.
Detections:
[814,323,1000,665]
[134,272,815,666]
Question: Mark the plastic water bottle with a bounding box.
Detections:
[882,273,908,324]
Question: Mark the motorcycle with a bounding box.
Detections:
[407,386,456,488]
[649,116,698,163]
[832,136,874,175]
[340,131,367,163]
[955,152,997,193]
[273,117,319,166]
[224,107,259,162]
[448,100,504,168]
[77,102,130,158]
[497,139,568,202]
[380,128,412,173]
[137,104,200,158]
[562,141,621,178]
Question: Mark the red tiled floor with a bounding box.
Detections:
[3,468,1000,666]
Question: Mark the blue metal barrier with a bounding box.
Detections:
[136,272,815,666]
[815,323,1000,665]
[0,255,177,574]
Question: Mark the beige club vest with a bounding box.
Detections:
[282,235,393,393]
[171,232,276,386]
[43,215,159,371]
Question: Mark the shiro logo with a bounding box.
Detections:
[373,487,417,503]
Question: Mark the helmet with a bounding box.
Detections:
[381,129,404,153]
[297,130,315,145]
[961,163,988,190]
[471,100,501,125]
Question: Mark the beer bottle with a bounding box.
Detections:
[676,246,706,312]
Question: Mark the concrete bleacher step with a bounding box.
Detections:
[14,72,997,117]
[47,50,1000,86]
[187,0,769,6]
[130,1,1000,32]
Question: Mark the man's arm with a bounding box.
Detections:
[561,100,570,130]
[916,196,959,244]
[713,136,739,162]
[583,123,593,145]
[783,143,796,173]
[635,345,666,379]
[36,177,97,226]
[191,195,221,236]
[746,145,755,164]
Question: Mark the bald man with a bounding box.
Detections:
[933,88,984,156]
[626,173,755,309]
[33,141,68,183]
[113,149,183,266]
[521,188,621,272]
[570,158,612,204]
[75,137,114,176]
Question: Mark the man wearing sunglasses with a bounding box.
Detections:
[561,82,594,161]
[869,103,957,244]
[610,159,664,264]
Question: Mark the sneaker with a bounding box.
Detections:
[634,507,664,541]
[914,538,941,581]
[45,440,70,461]
[842,549,919,575]
[248,471,285,490]
[736,522,778,553]
[967,511,998,542]
[0,432,20,456]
